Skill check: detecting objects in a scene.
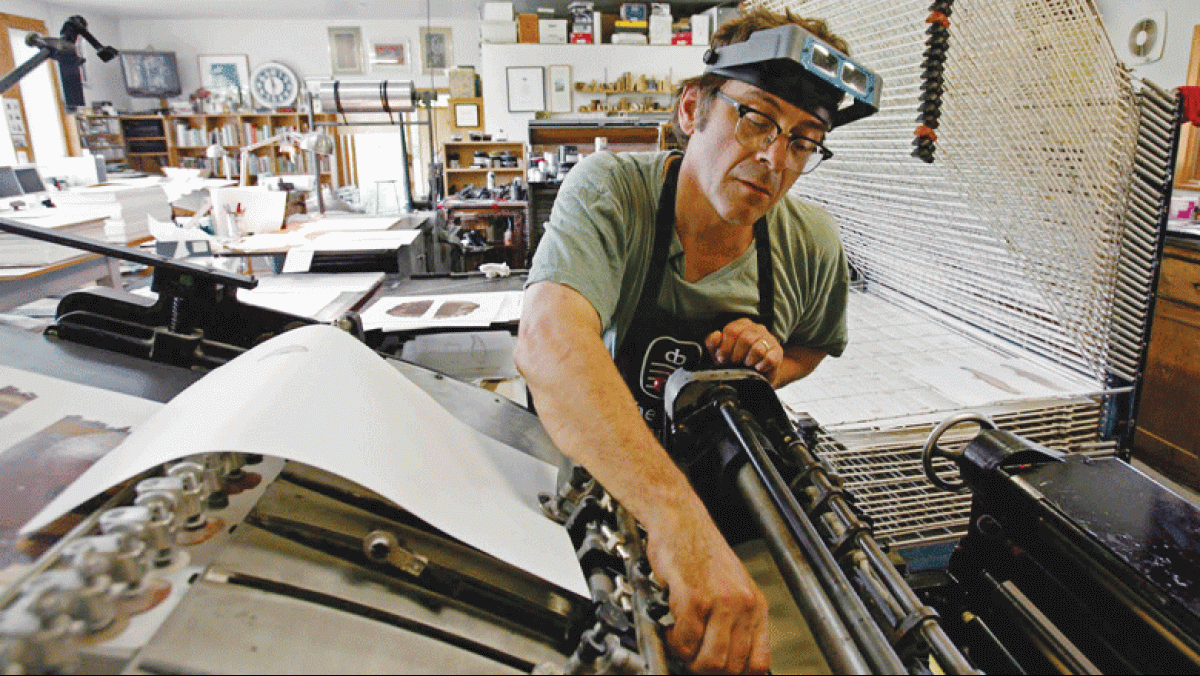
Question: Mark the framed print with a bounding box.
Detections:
[197,54,249,94]
[548,65,571,113]
[370,41,410,68]
[420,26,453,75]
[506,66,545,113]
[328,26,365,76]
[449,97,483,132]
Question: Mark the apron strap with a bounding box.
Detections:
[754,216,775,333]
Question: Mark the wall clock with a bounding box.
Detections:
[250,61,299,109]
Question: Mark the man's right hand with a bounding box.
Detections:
[644,499,771,674]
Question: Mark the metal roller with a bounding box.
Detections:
[318,80,416,115]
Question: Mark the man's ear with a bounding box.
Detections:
[677,85,700,136]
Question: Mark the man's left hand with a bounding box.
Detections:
[705,318,782,385]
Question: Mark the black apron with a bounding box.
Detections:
[613,155,776,441]
[613,155,776,546]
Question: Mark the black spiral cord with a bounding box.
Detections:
[914,0,954,163]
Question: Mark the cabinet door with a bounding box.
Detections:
[1135,296,1200,490]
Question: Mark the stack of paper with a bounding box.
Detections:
[51,184,173,244]
[0,208,108,266]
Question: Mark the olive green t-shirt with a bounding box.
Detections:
[527,150,849,358]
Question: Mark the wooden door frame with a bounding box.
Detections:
[0,12,72,163]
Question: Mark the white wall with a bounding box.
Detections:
[479,43,709,144]
[1093,0,1199,88]
[115,17,483,112]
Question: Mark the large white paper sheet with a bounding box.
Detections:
[22,326,587,597]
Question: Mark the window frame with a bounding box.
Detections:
[0,12,71,164]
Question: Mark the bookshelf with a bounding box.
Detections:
[71,115,127,172]
[115,112,338,184]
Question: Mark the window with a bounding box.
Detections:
[0,13,69,165]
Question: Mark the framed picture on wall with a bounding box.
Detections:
[449,97,484,136]
[197,54,249,94]
[370,41,410,69]
[420,26,453,75]
[328,26,365,76]
[506,66,545,113]
[548,65,571,113]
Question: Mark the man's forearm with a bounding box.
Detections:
[514,284,704,533]
[774,344,828,387]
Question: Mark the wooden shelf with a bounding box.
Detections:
[110,112,339,183]
[443,141,527,197]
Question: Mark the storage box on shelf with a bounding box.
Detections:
[115,113,337,183]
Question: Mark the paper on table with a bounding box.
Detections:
[227,231,309,252]
[21,325,587,597]
[280,247,314,273]
[310,230,421,251]
[359,292,516,331]
[296,216,406,234]
[238,289,342,318]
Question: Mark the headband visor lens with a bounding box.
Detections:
[840,62,869,96]
[809,44,839,78]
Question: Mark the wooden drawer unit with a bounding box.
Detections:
[1135,241,1200,491]
[1158,249,1200,306]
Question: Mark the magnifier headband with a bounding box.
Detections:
[702,24,882,129]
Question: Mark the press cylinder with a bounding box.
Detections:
[318,80,415,114]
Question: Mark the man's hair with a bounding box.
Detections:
[669,8,849,149]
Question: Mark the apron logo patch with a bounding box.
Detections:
[640,337,704,399]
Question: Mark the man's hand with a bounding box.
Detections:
[705,318,783,384]
[706,318,830,388]
[644,499,771,674]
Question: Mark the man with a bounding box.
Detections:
[515,8,880,673]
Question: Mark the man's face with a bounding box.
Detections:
[679,79,828,227]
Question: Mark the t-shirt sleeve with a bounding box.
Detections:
[784,204,850,358]
[525,153,639,328]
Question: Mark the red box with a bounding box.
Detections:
[570,33,594,44]
[671,32,692,45]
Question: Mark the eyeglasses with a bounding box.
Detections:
[714,90,834,174]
